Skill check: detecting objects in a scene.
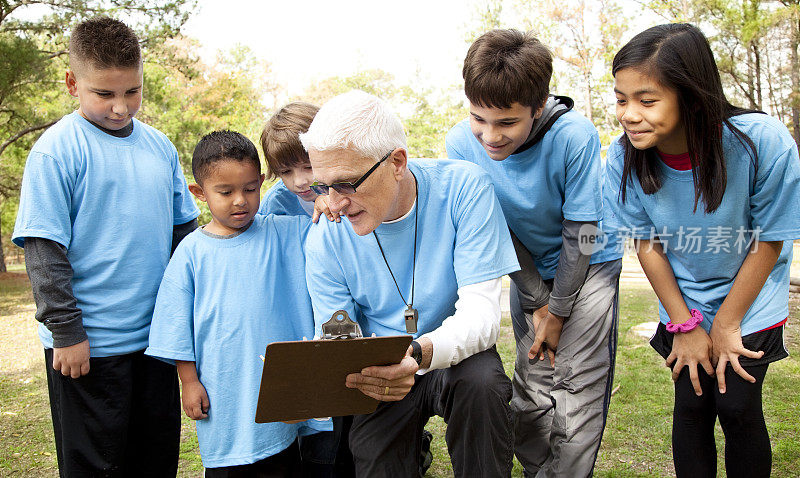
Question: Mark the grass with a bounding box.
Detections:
[1,271,799,477]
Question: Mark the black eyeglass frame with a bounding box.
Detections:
[310,149,393,195]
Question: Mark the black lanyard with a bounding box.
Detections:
[372,174,419,333]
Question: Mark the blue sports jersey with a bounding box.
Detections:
[446,111,622,279]
[305,159,520,339]
[259,180,312,217]
[12,111,199,356]
[603,113,800,334]
[146,215,327,468]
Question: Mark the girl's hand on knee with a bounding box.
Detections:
[709,323,764,393]
[666,328,714,396]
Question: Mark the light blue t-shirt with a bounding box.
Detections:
[446,111,622,280]
[603,113,800,335]
[305,159,520,338]
[259,180,313,217]
[12,111,199,357]
[146,215,327,468]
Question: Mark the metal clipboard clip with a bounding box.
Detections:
[321,310,363,340]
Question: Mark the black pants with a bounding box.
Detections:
[299,416,355,477]
[348,346,513,478]
[672,363,771,478]
[44,348,180,478]
[205,440,302,478]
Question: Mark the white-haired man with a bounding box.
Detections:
[300,90,520,477]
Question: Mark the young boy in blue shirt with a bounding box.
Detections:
[146,130,326,476]
[259,102,320,218]
[12,17,199,476]
[259,102,356,478]
[446,29,622,478]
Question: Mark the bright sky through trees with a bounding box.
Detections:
[184,0,476,96]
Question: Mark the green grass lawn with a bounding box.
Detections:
[1,272,798,477]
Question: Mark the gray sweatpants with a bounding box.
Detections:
[510,259,622,478]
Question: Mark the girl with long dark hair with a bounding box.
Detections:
[604,23,800,477]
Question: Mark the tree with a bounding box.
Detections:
[0,1,194,270]
[642,0,800,146]
[294,69,467,160]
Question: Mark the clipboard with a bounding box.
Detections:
[255,310,412,423]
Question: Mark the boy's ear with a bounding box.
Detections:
[259,173,265,185]
[188,183,207,202]
[533,104,546,119]
[66,71,78,97]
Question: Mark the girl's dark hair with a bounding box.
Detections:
[192,131,260,184]
[612,23,759,213]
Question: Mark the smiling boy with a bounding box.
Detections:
[12,17,199,476]
[259,102,321,217]
[446,29,623,478]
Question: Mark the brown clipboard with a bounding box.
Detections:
[255,334,412,423]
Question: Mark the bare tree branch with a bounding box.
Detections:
[0,119,57,158]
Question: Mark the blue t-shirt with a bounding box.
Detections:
[146,215,327,468]
[259,180,312,217]
[446,111,622,280]
[603,113,800,334]
[12,111,199,356]
[305,159,520,338]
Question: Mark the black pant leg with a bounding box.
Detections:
[300,416,355,478]
[44,348,134,478]
[125,351,180,477]
[348,383,426,478]
[672,365,717,478]
[716,364,771,478]
[431,346,513,478]
[205,440,302,478]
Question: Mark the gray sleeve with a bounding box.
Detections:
[172,218,198,255]
[548,219,594,318]
[507,229,551,312]
[23,237,87,348]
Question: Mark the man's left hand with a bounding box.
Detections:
[346,355,418,401]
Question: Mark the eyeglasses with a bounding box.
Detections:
[310,150,393,195]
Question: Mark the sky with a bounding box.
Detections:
[183,0,482,97]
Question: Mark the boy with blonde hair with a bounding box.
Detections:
[259,101,320,217]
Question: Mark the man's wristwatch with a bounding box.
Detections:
[410,340,423,366]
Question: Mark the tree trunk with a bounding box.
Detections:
[792,16,800,145]
[0,219,6,273]
[752,43,762,110]
[746,46,757,109]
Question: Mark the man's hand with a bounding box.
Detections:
[346,354,418,401]
[529,308,565,367]
[666,327,714,396]
[312,195,341,223]
[52,340,90,378]
[709,320,764,393]
[181,380,210,420]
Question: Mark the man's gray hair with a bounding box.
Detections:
[299,90,407,160]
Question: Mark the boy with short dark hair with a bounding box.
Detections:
[446,29,623,478]
[12,16,199,476]
[259,101,320,217]
[146,130,327,475]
